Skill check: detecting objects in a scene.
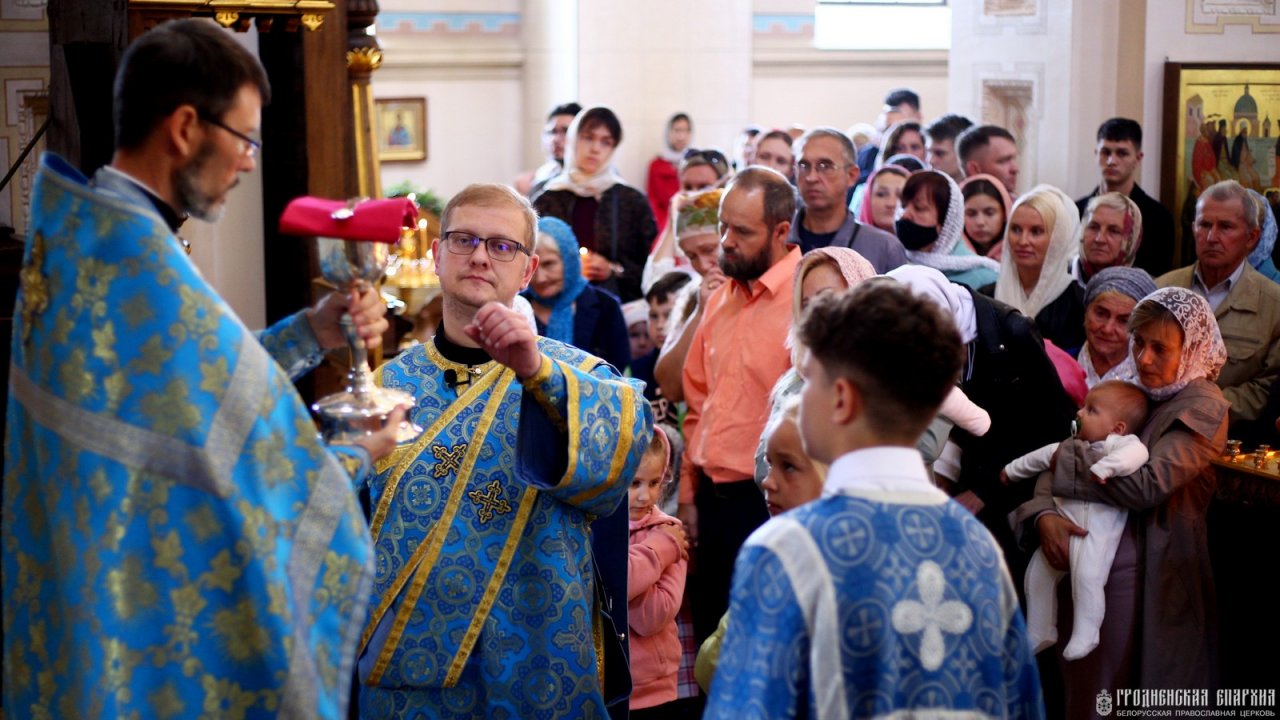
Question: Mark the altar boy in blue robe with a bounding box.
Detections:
[705,279,1044,719]
[358,183,652,719]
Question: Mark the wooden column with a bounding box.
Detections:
[258,1,355,401]
[347,0,382,199]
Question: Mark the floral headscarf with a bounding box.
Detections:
[1076,192,1142,280]
[521,216,587,343]
[995,184,1080,320]
[901,170,1000,276]
[677,188,723,240]
[1130,287,1227,401]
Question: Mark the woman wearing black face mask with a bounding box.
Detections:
[896,170,1000,289]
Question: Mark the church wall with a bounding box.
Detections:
[374,0,949,203]
[947,0,1081,196]
[750,0,948,141]
[1140,3,1280,201]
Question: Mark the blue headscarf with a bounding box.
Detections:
[522,216,588,343]
[1247,189,1280,284]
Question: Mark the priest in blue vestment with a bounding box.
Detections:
[3,21,405,719]
[705,280,1043,719]
[357,183,653,719]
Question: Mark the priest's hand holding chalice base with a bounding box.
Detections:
[280,195,422,449]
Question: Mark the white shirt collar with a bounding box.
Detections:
[823,446,948,503]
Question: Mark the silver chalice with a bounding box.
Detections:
[312,231,423,444]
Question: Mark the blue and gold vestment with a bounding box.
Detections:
[358,336,652,719]
[3,155,374,719]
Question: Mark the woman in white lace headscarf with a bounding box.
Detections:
[1017,285,1228,716]
[897,170,1000,290]
[993,184,1086,356]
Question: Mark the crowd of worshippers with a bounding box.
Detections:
[9,18,1280,719]
[502,88,1280,718]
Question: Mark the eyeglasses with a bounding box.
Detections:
[796,160,845,177]
[683,148,730,175]
[442,231,530,262]
[198,113,261,158]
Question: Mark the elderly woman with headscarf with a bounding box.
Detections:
[1069,192,1143,287]
[898,170,1000,289]
[533,106,658,302]
[1247,187,1280,283]
[1015,287,1229,717]
[653,189,728,404]
[991,184,1087,356]
[641,150,732,293]
[751,248,877,483]
[523,216,631,373]
[1078,267,1158,388]
[889,265,1076,589]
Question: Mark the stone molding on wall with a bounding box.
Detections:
[974,61,1045,192]
[971,0,1047,35]
[1186,0,1280,33]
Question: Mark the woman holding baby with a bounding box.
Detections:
[1016,286,1230,715]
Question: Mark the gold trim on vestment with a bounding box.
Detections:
[521,354,567,432]
[443,485,539,686]
[553,360,582,490]
[362,371,515,686]
[567,381,638,507]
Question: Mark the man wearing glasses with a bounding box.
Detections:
[5,19,402,719]
[789,127,908,272]
[358,183,653,719]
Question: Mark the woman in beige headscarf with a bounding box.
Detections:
[992,184,1087,356]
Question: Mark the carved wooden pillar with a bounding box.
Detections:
[347,0,382,199]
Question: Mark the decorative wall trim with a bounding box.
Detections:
[972,0,1047,35]
[753,13,814,37]
[1186,0,1280,33]
[377,11,520,37]
[973,61,1046,193]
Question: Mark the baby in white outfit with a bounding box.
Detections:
[1002,380,1149,660]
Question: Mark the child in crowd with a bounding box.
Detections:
[1002,380,1150,659]
[705,280,1043,718]
[631,272,693,428]
[628,428,698,719]
[623,298,654,363]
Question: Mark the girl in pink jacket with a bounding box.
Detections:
[627,427,692,717]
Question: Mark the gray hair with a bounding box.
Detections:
[1199,180,1260,233]
[795,126,857,167]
